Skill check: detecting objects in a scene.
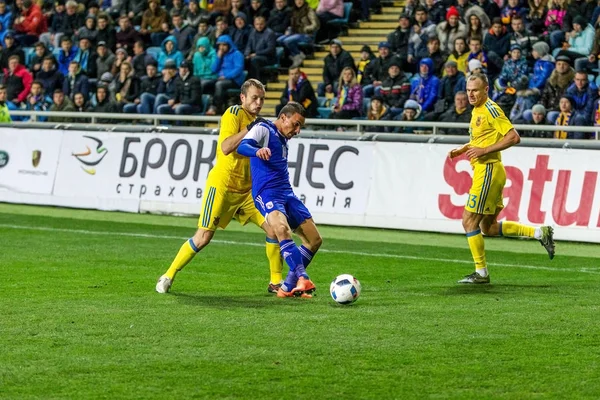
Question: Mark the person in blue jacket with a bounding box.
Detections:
[157,35,184,72]
[205,34,245,114]
[409,57,439,113]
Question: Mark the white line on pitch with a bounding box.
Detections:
[0,224,594,275]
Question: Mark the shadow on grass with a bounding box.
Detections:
[442,284,553,296]
[173,292,314,309]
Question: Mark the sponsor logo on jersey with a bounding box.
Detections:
[266,201,273,209]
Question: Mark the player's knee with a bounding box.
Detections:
[192,229,213,249]
[273,223,292,239]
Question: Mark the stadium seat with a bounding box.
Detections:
[317,97,336,118]
[261,47,284,82]
[327,2,353,32]
[52,47,61,59]
[226,70,248,100]
[23,47,35,67]
[201,94,211,114]
[146,46,161,60]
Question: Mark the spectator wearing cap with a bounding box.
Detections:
[494,44,528,96]
[508,15,539,64]
[96,14,117,52]
[431,91,472,135]
[13,0,47,47]
[407,7,436,71]
[75,15,98,44]
[36,56,64,94]
[141,0,170,46]
[268,0,291,37]
[509,76,537,122]
[112,48,129,76]
[74,37,97,77]
[231,12,250,52]
[387,14,411,70]
[205,34,244,114]
[48,89,75,122]
[158,60,202,117]
[245,15,276,82]
[319,38,355,97]
[379,59,411,115]
[464,5,490,43]
[116,15,140,55]
[445,37,469,76]
[329,66,363,121]
[124,60,160,114]
[157,35,184,71]
[0,0,13,46]
[193,36,217,84]
[436,6,467,55]
[276,65,318,117]
[529,41,554,91]
[541,55,574,116]
[425,36,444,75]
[119,0,147,26]
[437,60,466,111]
[56,36,78,76]
[63,60,89,101]
[484,18,510,74]
[356,45,374,84]
[315,0,343,42]
[554,95,585,139]
[391,99,424,134]
[468,58,483,75]
[171,10,196,54]
[142,58,177,114]
[361,41,396,97]
[131,41,154,77]
[277,0,320,66]
[111,60,140,111]
[185,0,205,29]
[29,42,50,73]
[364,95,392,133]
[409,57,439,113]
[517,104,552,137]
[0,33,25,71]
[564,71,598,126]
[562,16,595,66]
[91,85,119,123]
[2,55,33,109]
[61,1,85,40]
[95,41,116,80]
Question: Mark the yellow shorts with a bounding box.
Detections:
[465,162,506,215]
[197,181,265,231]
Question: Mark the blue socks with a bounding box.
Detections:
[280,240,313,291]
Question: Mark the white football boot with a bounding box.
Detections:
[155,275,172,293]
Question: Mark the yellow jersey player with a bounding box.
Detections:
[448,73,555,284]
[156,79,283,294]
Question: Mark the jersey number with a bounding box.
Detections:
[467,194,478,209]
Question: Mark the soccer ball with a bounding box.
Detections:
[330,274,361,305]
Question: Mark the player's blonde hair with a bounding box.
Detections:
[241,79,265,95]
[467,72,489,87]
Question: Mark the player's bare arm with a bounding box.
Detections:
[448,143,471,159]
[221,128,249,155]
[465,129,520,160]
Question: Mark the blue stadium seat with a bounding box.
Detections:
[23,47,35,67]
[226,70,248,99]
[147,46,161,60]
[327,2,352,28]
[317,97,337,119]
[261,47,284,82]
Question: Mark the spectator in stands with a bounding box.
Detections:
[465,6,490,42]
[112,48,129,75]
[91,85,118,121]
[565,71,598,125]
[392,99,423,134]
[527,0,547,36]
[171,10,195,54]
[209,16,230,44]
[501,0,527,26]
[205,34,244,114]
[141,0,169,46]
[119,0,146,26]
[112,60,140,110]
[245,15,275,82]
[329,66,362,121]
[562,16,595,68]
[63,60,89,100]
[437,60,466,111]
[193,36,217,85]
[529,41,554,91]
[445,37,469,75]
[436,6,467,55]
[467,36,487,73]
[96,14,116,51]
[494,44,528,97]
[509,15,538,65]
[116,15,140,55]
[541,55,574,118]
[36,56,64,94]
[360,41,394,97]
[0,85,9,122]
[425,36,444,75]
[157,35,184,71]
[231,12,250,51]
[228,0,246,25]
[550,0,595,51]
[320,38,354,96]
[3,55,32,109]
[484,18,510,75]
[124,60,160,113]
[61,1,84,40]
[467,58,484,76]
[544,0,566,46]
[476,0,500,21]
[0,0,13,47]
[510,76,537,122]
[423,0,445,25]
[74,37,96,77]
[0,33,25,71]
[554,95,584,139]
[57,36,78,76]
[364,95,392,132]
[268,0,291,37]
[132,40,154,77]
[95,41,115,80]
[192,17,214,47]
[170,0,189,18]
[13,0,46,47]
[454,0,473,19]
[387,13,411,70]
[209,0,231,25]
[248,0,269,23]
[407,7,435,71]
[356,45,374,84]
[157,60,202,117]
[402,0,417,20]
[379,60,411,115]
[24,80,49,120]
[186,0,204,29]
[315,0,343,43]
[434,91,471,134]
[276,66,317,117]
[75,14,98,44]
[410,57,439,113]
[73,92,88,112]
[30,42,50,74]
[144,59,177,114]
[48,89,75,122]
[576,24,600,74]
[516,104,552,138]
[278,0,320,67]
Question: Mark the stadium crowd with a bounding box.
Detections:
[0,0,597,138]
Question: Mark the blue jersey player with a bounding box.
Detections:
[237,102,323,298]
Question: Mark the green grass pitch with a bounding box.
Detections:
[1,203,600,399]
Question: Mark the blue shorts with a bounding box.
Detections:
[255,190,312,230]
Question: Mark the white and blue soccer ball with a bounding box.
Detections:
[330,274,361,305]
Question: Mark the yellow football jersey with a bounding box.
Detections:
[469,99,514,166]
[208,105,255,193]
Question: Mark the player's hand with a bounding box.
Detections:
[256,147,271,160]
[465,146,487,160]
[246,117,267,131]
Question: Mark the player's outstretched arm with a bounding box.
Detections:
[221,117,268,155]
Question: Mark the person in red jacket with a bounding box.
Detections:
[3,55,33,109]
[13,0,47,47]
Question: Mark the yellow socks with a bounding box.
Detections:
[265,238,283,284]
[467,229,487,275]
[165,239,199,280]
[500,221,535,238]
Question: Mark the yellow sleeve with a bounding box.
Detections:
[489,104,514,137]
[219,106,242,140]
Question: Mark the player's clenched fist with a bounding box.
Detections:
[256,147,271,160]
[448,144,470,159]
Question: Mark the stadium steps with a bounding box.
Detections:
[262,2,405,116]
